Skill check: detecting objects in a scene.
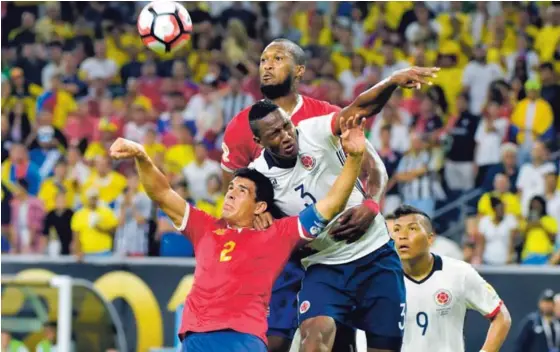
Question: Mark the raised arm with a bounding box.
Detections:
[331,66,440,135]
[314,115,366,220]
[109,138,186,227]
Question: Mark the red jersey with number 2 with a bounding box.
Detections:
[221,95,341,172]
[177,204,312,345]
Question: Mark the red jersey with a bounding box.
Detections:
[178,204,312,344]
[221,95,341,172]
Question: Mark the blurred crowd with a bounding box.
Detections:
[1,1,559,264]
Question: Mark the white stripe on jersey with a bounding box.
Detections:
[250,113,390,268]
[402,255,502,352]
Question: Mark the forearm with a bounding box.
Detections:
[481,308,511,352]
[316,153,364,220]
[362,145,388,201]
[353,77,398,117]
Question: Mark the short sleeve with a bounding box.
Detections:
[461,64,473,87]
[296,112,338,148]
[463,265,503,318]
[541,216,558,235]
[173,203,217,245]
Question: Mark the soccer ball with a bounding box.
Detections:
[137,1,192,54]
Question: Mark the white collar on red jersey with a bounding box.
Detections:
[286,94,303,118]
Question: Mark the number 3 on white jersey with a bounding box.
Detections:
[399,303,406,331]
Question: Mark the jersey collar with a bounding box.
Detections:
[264,149,297,169]
[286,94,303,118]
[404,254,443,285]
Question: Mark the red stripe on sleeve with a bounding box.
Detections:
[484,301,503,319]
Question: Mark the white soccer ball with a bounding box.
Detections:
[137,1,192,54]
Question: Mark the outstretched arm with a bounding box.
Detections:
[109,138,187,228]
[331,66,440,135]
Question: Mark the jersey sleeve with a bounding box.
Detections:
[463,265,503,319]
[270,216,315,251]
[173,203,217,245]
[221,110,254,172]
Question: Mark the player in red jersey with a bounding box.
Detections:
[109,113,367,352]
[222,38,438,351]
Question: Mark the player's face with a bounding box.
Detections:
[223,177,267,224]
[253,110,298,159]
[393,214,434,260]
[259,43,304,99]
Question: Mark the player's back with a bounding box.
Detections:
[221,95,341,172]
[402,255,502,352]
[250,113,390,268]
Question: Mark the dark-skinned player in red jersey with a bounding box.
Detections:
[221,38,439,351]
[109,114,368,352]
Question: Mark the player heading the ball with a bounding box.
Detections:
[109,114,367,352]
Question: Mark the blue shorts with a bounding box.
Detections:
[182,330,266,352]
[267,257,305,339]
[298,240,406,350]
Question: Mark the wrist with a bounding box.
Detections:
[363,199,380,214]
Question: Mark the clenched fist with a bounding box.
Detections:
[109,138,146,160]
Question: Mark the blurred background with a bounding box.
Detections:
[0,1,559,352]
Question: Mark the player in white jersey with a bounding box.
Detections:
[391,205,512,352]
[246,69,434,351]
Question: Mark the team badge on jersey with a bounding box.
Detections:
[434,289,452,307]
[213,229,227,236]
[300,154,316,171]
[299,300,311,314]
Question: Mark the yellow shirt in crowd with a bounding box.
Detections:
[71,206,118,253]
[478,192,522,218]
[164,144,195,175]
[81,171,127,207]
[38,177,76,212]
[520,216,558,259]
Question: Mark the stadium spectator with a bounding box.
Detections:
[394,132,445,217]
[81,155,127,208]
[115,78,153,117]
[41,41,64,90]
[538,63,560,137]
[66,146,90,189]
[114,174,151,257]
[442,93,479,191]
[545,173,560,240]
[164,123,195,178]
[478,173,521,218]
[516,141,557,216]
[141,127,165,162]
[369,102,411,154]
[184,77,224,141]
[9,179,45,254]
[71,188,118,259]
[510,79,555,163]
[42,192,74,256]
[28,116,67,180]
[404,2,440,46]
[505,34,539,81]
[38,159,75,212]
[6,101,31,147]
[2,144,41,196]
[8,12,36,46]
[380,41,410,80]
[60,52,88,99]
[474,101,509,186]
[462,44,504,115]
[35,322,59,352]
[1,330,28,352]
[123,104,155,144]
[482,142,520,193]
[84,118,118,162]
[338,53,368,102]
[514,289,560,352]
[79,39,118,83]
[377,125,402,215]
[182,142,221,202]
[476,197,519,265]
[520,196,558,265]
[195,174,225,218]
[221,76,254,126]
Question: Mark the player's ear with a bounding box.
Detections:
[295,65,305,81]
[253,135,262,146]
[427,232,435,246]
[254,201,267,215]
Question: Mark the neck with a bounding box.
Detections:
[403,252,434,279]
[227,219,253,229]
[533,159,544,167]
[272,93,299,115]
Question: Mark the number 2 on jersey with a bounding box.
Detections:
[220,241,236,262]
[416,312,429,336]
[295,184,317,207]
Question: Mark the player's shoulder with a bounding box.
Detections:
[439,255,477,276]
[248,150,268,171]
[301,95,341,113]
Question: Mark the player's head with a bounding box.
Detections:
[249,99,298,159]
[392,205,434,260]
[223,168,276,226]
[260,39,306,99]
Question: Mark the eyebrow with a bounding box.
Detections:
[238,184,250,192]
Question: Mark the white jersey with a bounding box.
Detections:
[250,113,390,268]
[402,255,503,352]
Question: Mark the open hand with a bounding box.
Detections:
[390,66,440,89]
[109,138,146,160]
[340,114,366,157]
[329,204,377,242]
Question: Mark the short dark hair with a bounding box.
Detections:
[539,62,554,71]
[232,168,281,217]
[270,39,307,65]
[384,212,396,220]
[393,204,433,232]
[248,100,280,137]
[490,196,503,209]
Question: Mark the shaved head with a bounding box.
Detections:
[268,39,307,66]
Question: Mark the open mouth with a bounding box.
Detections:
[398,245,410,252]
[262,74,273,82]
[284,144,295,154]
